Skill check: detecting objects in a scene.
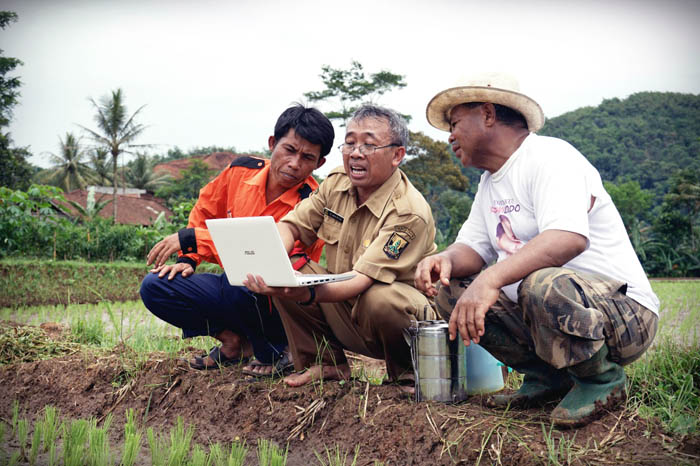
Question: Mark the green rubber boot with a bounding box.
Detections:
[551,345,626,428]
[479,324,573,409]
[487,362,573,409]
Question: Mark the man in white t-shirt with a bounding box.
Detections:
[414,73,659,428]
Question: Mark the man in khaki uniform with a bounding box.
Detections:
[245,104,437,387]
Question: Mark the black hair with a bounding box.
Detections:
[493,104,528,129]
[454,102,528,129]
[273,104,335,157]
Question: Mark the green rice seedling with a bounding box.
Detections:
[540,423,578,466]
[87,415,112,466]
[652,281,700,344]
[225,440,248,466]
[120,422,142,466]
[16,418,28,458]
[209,443,225,466]
[189,444,211,466]
[147,427,167,466]
[314,444,360,466]
[41,405,62,453]
[209,439,248,466]
[62,418,90,466]
[121,408,142,466]
[257,438,288,466]
[10,400,19,436]
[48,442,58,466]
[166,416,195,465]
[29,423,42,466]
[70,313,105,345]
[8,450,22,466]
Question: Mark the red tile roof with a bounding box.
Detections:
[154,152,263,179]
[56,190,173,226]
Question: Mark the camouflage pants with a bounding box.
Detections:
[435,267,658,369]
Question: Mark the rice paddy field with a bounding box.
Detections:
[0,267,698,465]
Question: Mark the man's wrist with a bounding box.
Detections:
[176,256,197,272]
[297,285,316,306]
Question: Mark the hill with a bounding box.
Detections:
[538,92,700,201]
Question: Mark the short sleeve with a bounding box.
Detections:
[353,214,435,284]
[454,186,497,264]
[280,183,327,248]
[530,147,591,240]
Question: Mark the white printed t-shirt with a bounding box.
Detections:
[455,133,659,314]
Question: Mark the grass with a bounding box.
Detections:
[0,259,149,308]
[0,276,698,464]
[0,407,275,466]
[650,279,700,345]
[0,300,217,360]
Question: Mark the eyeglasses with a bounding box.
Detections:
[337,143,400,156]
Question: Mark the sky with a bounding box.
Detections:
[4,0,700,177]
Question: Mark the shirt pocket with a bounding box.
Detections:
[317,219,341,245]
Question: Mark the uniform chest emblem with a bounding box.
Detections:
[383,232,410,260]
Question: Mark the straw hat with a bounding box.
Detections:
[426,72,544,132]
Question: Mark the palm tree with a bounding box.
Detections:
[89,147,112,186]
[37,133,95,191]
[67,186,112,222]
[125,153,172,191]
[79,88,148,221]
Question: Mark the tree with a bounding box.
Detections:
[663,168,700,250]
[88,147,112,186]
[65,186,112,223]
[0,11,32,189]
[79,88,148,221]
[603,180,653,233]
[402,131,471,246]
[304,61,408,125]
[0,135,32,189]
[154,159,216,206]
[125,153,172,191]
[35,133,95,192]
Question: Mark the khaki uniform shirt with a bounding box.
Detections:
[281,167,437,284]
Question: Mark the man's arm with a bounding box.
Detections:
[449,229,587,346]
[247,221,375,302]
[146,168,232,276]
[245,272,374,304]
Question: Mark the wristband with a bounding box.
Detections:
[297,286,316,306]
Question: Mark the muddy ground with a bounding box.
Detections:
[0,325,698,465]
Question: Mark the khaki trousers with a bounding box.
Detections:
[274,259,436,380]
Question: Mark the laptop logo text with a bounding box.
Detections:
[244,250,255,255]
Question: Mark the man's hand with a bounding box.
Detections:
[150,262,194,280]
[449,272,500,345]
[146,233,181,268]
[243,274,309,302]
[414,254,452,297]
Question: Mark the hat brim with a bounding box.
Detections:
[426,86,544,132]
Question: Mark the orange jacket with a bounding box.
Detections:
[176,156,323,270]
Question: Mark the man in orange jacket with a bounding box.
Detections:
[140,104,334,376]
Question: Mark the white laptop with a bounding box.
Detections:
[206,216,355,287]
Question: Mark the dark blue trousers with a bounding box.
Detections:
[140,272,287,363]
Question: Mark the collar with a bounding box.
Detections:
[333,168,402,218]
[245,163,319,206]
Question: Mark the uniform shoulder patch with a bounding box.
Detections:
[298,183,313,199]
[383,231,410,260]
[229,156,266,169]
